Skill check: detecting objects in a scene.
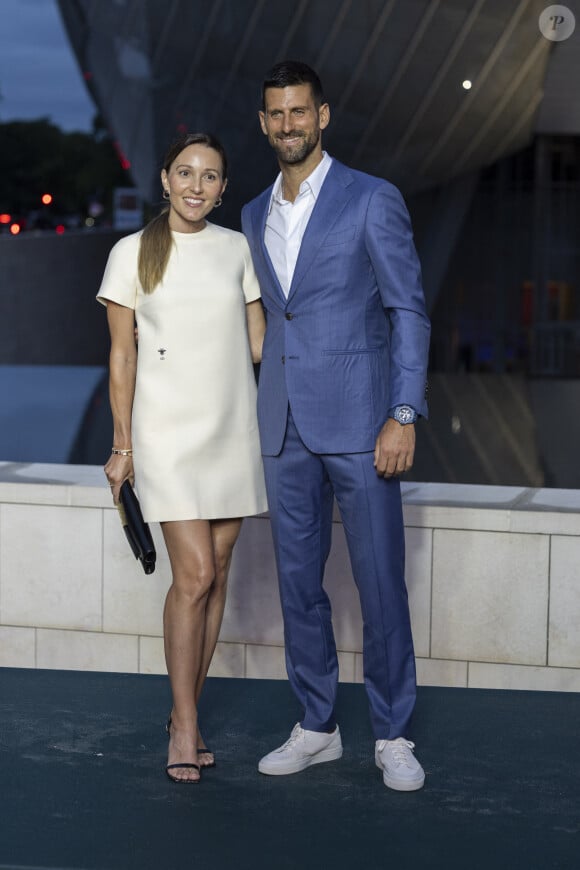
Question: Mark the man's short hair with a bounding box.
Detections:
[261,61,324,110]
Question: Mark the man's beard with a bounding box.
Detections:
[272,128,320,165]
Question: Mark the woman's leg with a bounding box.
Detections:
[161,519,215,782]
[195,518,242,700]
[194,518,242,759]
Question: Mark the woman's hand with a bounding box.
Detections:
[104,453,134,504]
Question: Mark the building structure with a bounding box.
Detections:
[30,0,580,484]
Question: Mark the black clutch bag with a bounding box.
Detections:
[117,481,156,574]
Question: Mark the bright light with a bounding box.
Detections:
[41,193,53,205]
[462,79,472,90]
[0,213,11,224]
[10,223,21,235]
[55,224,66,235]
[85,217,95,227]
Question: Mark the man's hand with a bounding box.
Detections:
[373,418,415,478]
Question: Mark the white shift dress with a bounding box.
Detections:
[97,222,268,522]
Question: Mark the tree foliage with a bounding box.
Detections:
[0,116,131,225]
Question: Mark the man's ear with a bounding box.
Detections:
[319,103,330,131]
[259,111,268,136]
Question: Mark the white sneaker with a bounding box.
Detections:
[375,737,425,791]
[258,723,343,775]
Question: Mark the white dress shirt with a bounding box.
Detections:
[265,152,332,296]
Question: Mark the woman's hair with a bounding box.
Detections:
[138,132,228,294]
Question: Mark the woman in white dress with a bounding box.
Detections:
[98,133,267,784]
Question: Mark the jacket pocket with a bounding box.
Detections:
[322,227,357,246]
[322,346,382,356]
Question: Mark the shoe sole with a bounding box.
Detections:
[375,758,425,791]
[258,745,343,776]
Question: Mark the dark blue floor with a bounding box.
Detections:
[0,668,578,870]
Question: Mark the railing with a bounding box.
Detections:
[530,322,580,377]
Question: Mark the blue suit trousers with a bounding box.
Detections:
[263,410,417,739]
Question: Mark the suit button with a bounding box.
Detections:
[285,312,293,320]
[281,355,285,364]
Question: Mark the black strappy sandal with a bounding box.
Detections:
[197,748,216,769]
[165,762,200,784]
[166,715,216,768]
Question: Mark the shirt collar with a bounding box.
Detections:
[269,152,332,212]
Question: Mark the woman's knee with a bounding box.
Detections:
[171,562,216,603]
[212,549,231,588]
[162,520,218,601]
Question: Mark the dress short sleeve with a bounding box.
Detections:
[241,235,262,304]
[96,231,142,310]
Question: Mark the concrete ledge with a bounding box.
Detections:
[1,462,579,691]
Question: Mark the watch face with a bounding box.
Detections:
[396,405,416,424]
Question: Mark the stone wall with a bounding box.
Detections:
[1,463,579,692]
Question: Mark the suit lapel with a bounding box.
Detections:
[253,188,286,304]
[287,161,354,302]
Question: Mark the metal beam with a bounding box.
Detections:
[418,0,533,176]
[351,0,441,167]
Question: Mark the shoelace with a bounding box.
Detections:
[377,738,416,767]
[277,724,304,752]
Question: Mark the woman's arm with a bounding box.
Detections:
[103,301,137,502]
[246,299,266,364]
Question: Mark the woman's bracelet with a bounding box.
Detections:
[111,447,133,456]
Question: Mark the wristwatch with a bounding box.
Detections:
[389,404,418,425]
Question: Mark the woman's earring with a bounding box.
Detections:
[162,189,170,200]
[214,197,222,208]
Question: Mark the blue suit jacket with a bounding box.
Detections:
[241,159,430,457]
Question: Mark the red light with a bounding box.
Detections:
[113,140,131,170]
[41,193,53,205]
[10,223,21,235]
[0,213,11,224]
[55,225,66,235]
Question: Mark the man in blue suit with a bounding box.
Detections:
[242,61,430,791]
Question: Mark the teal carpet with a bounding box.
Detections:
[0,668,578,870]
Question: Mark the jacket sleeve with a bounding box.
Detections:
[364,182,430,418]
